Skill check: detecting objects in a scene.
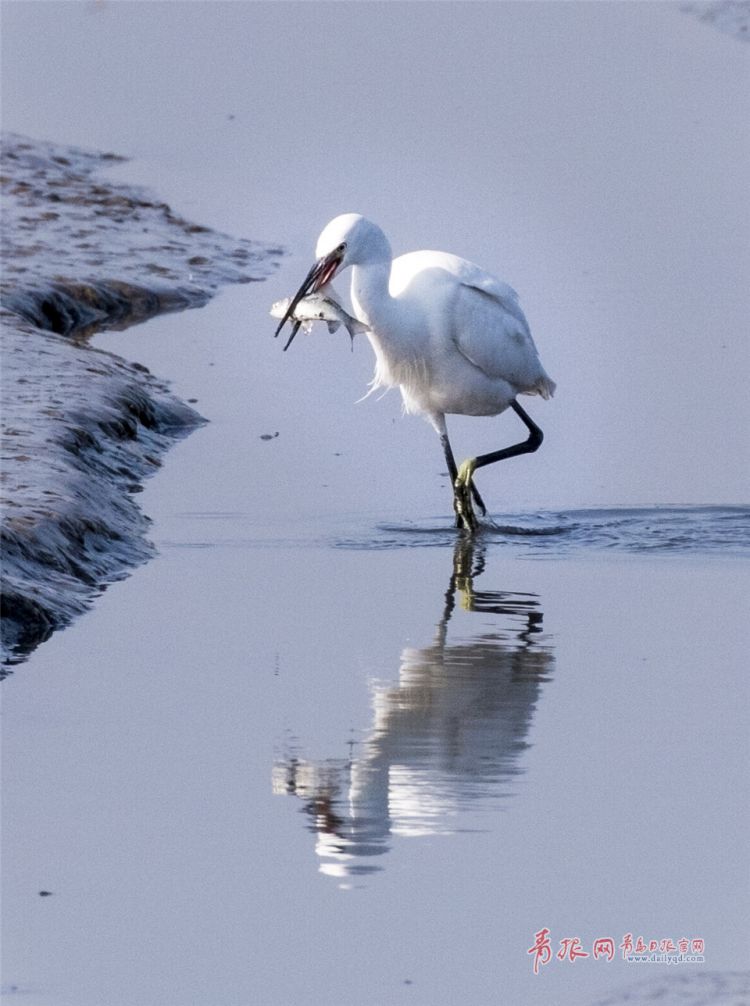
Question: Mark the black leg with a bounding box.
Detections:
[453,400,544,533]
[473,400,543,473]
[440,432,458,483]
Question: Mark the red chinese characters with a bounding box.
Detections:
[557,937,589,962]
[527,928,552,975]
[593,937,615,961]
[531,930,705,972]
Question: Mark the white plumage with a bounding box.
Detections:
[277,213,555,531]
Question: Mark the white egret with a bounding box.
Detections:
[275,214,555,532]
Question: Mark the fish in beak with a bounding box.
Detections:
[274,245,345,350]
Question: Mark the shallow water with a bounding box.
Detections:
[2,2,749,1001]
[3,521,748,1005]
[151,503,750,558]
[3,286,748,1006]
[336,506,750,556]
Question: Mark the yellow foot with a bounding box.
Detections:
[453,458,479,533]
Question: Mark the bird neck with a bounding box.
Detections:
[350,260,394,331]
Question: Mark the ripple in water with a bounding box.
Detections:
[335,506,750,557]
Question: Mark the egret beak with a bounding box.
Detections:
[274,247,344,350]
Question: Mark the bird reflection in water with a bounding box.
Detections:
[272,537,554,880]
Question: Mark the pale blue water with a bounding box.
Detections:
[338,506,750,556]
[2,1,748,998]
[155,506,750,559]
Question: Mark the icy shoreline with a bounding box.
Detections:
[0,134,281,667]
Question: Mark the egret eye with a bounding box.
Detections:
[338,242,346,253]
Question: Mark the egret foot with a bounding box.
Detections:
[454,458,480,533]
[452,481,486,529]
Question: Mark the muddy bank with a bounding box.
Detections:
[0,134,281,668]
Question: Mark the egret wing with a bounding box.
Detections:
[453,279,555,399]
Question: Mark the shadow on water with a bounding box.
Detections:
[272,536,555,881]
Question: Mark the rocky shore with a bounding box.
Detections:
[0,134,281,668]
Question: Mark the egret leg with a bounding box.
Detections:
[454,457,480,532]
[440,432,486,529]
[454,401,544,533]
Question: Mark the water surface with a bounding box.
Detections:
[2,3,749,1001]
[338,505,750,556]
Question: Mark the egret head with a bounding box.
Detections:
[275,215,391,348]
[315,214,391,268]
